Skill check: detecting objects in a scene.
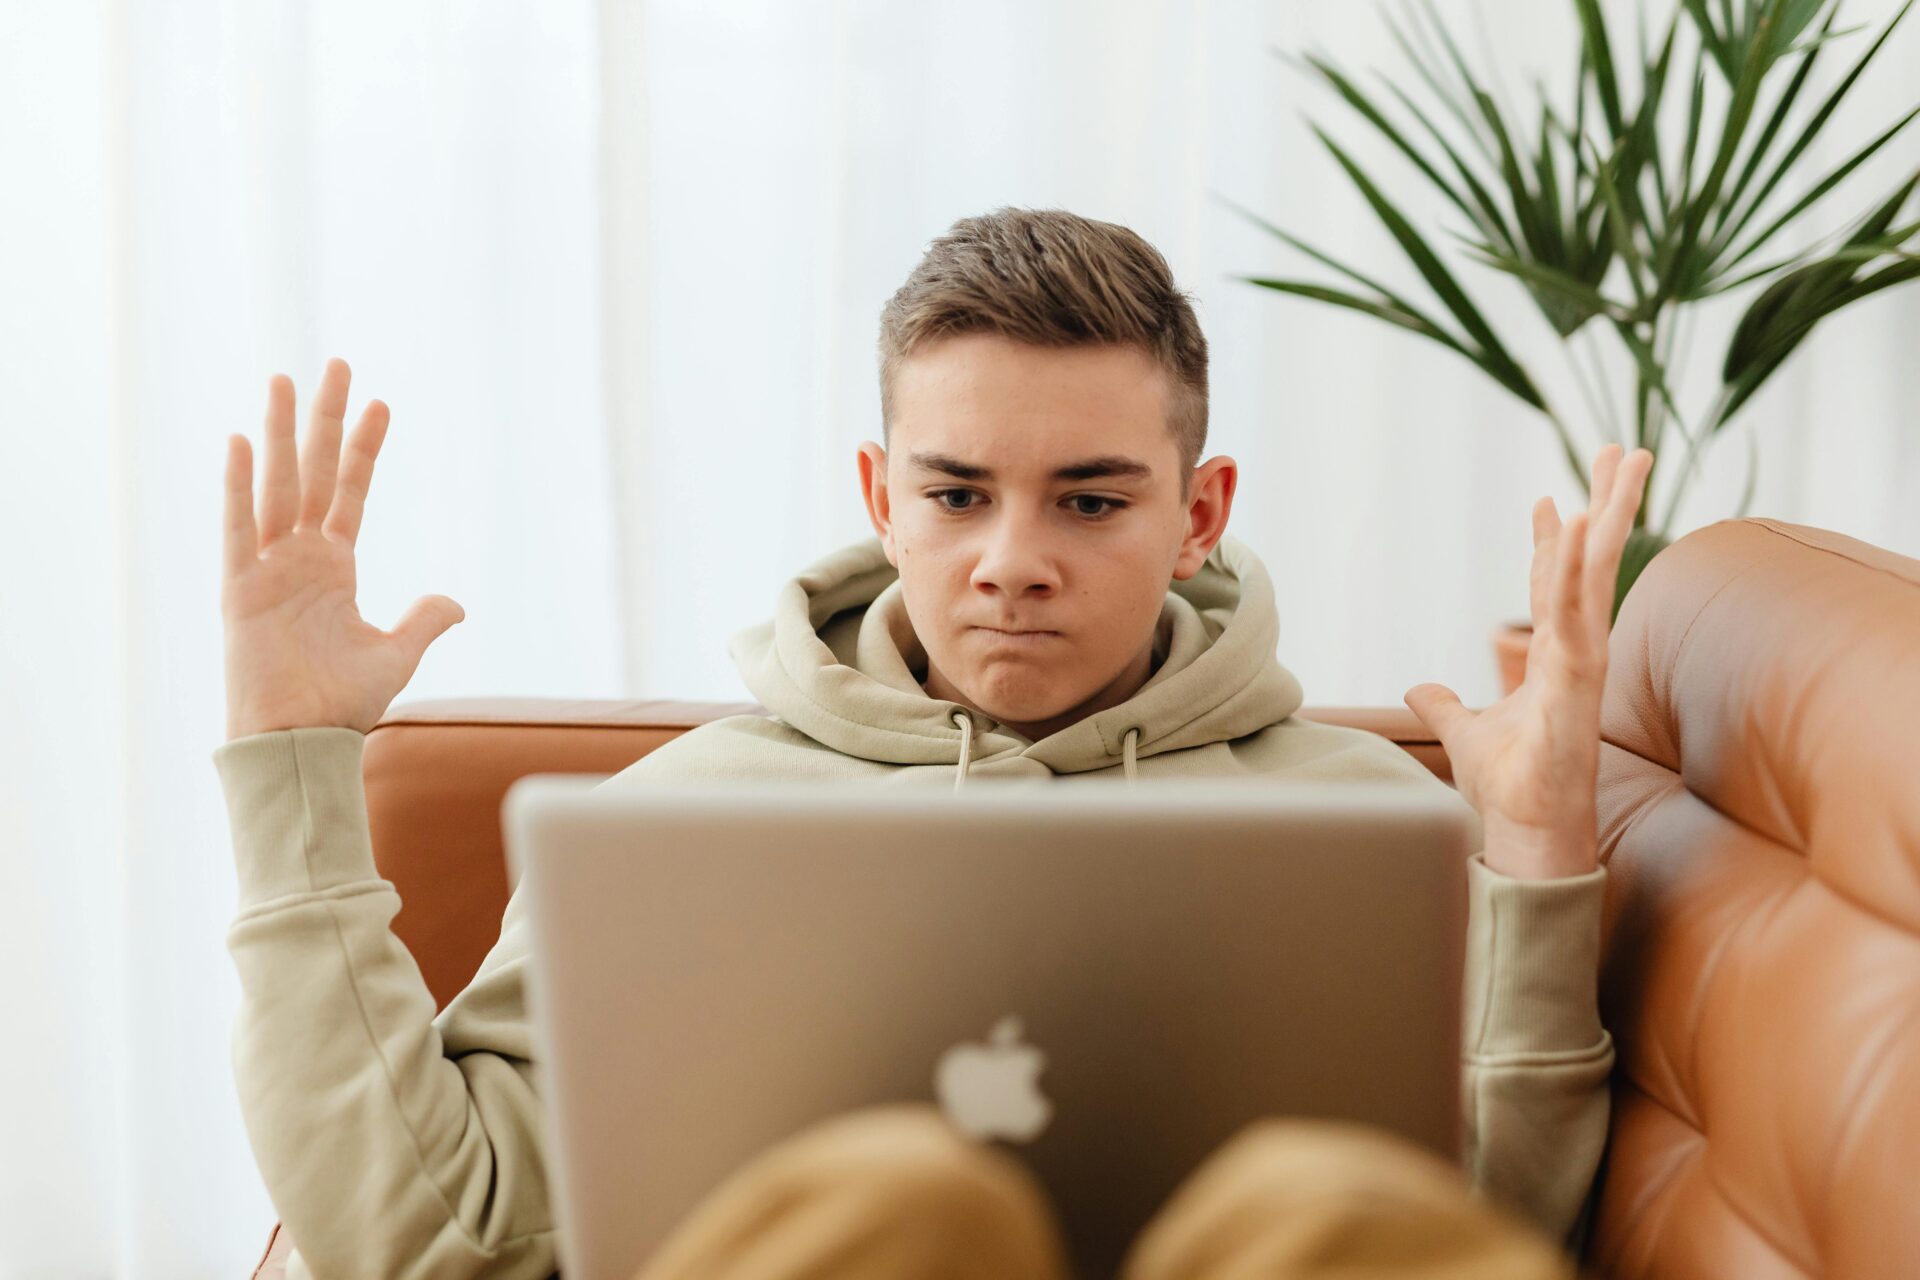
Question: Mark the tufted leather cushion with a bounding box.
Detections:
[1588,518,1920,1277]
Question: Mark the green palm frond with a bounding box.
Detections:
[1719,175,1920,428]
[1236,0,1920,583]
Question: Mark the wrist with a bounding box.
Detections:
[225,705,366,741]
[1479,812,1598,880]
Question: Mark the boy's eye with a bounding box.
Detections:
[927,490,1124,518]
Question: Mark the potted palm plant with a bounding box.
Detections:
[1236,0,1919,692]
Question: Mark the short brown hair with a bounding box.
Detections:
[877,207,1209,471]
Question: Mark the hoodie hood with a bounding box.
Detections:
[727,535,1306,778]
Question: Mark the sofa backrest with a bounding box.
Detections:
[1588,518,1920,1277]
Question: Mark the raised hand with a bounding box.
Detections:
[1403,443,1654,880]
[221,357,464,741]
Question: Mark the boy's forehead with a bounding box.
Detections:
[889,334,1176,470]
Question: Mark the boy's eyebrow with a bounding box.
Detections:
[905,451,1153,482]
[1051,454,1152,482]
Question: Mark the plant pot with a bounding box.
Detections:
[1492,620,1532,698]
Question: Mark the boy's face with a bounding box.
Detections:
[858,332,1235,739]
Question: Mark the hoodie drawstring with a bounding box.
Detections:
[950,713,1136,787]
[951,710,974,791]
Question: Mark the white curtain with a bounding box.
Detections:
[2,2,616,1275]
[3,1,1914,1274]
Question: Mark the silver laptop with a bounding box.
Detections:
[502,776,1475,1279]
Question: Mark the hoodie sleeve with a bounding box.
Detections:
[1458,850,1614,1248]
[214,726,556,1280]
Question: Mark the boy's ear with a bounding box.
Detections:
[856,441,897,566]
[1173,455,1237,580]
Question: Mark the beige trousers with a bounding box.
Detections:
[633,1106,1577,1280]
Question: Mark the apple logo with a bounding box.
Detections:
[934,1015,1053,1143]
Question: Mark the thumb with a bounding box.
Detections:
[1404,682,1472,747]
[391,593,465,665]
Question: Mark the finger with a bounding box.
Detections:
[1404,682,1473,747]
[1527,497,1563,629]
[324,398,390,546]
[258,374,300,541]
[1530,495,1561,548]
[1605,447,1653,535]
[1587,442,1623,521]
[299,357,352,529]
[390,593,466,668]
[1585,446,1654,620]
[1552,509,1591,660]
[1529,546,1554,632]
[224,434,259,578]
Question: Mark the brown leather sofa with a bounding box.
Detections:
[249,516,1920,1279]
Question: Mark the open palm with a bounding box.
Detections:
[1404,444,1653,881]
[222,358,464,740]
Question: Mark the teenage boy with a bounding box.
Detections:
[217,208,1650,1279]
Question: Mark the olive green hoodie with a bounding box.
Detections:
[214,535,1613,1280]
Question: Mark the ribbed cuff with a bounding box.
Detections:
[1462,852,1607,1058]
[211,726,380,912]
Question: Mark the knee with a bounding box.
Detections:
[1183,1117,1471,1210]
[770,1106,1020,1199]
[1121,1119,1574,1280]
[642,1105,1067,1280]
[775,1105,1057,1236]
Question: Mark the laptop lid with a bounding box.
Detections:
[504,777,1474,1279]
